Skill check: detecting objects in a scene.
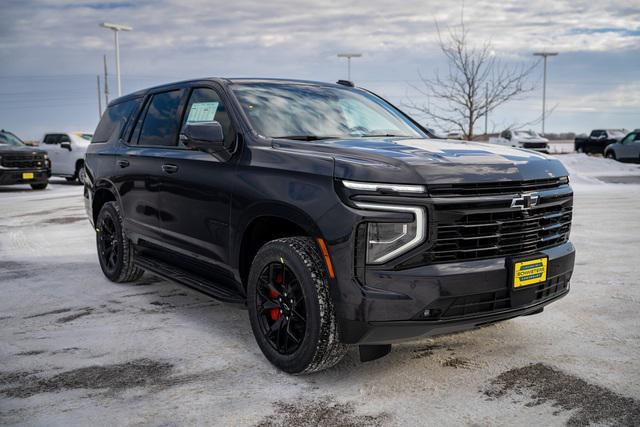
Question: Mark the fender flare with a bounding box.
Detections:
[231,201,323,270]
[90,179,122,222]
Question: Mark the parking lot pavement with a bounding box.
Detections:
[1,175,640,426]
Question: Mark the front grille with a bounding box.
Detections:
[0,154,45,169]
[431,203,572,263]
[423,273,569,320]
[523,142,548,149]
[396,179,573,267]
[427,177,565,197]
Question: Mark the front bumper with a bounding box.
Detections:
[0,169,50,186]
[338,241,575,344]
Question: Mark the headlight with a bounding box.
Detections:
[354,202,426,264]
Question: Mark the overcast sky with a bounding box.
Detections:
[1,0,639,140]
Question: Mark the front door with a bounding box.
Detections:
[156,86,237,281]
[42,134,65,175]
[617,132,640,162]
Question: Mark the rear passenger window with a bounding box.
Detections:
[93,98,142,143]
[181,88,235,148]
[137,90,184,147]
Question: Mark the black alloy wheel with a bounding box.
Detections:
[255,261,307,355]
[97,211,119,274]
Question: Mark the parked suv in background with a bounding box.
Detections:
[41,132,92,183]
[85,78,575,374]
[489,129,549,153]
[574,129,626,154]
[604,129,640,162]
[0,129,50,190]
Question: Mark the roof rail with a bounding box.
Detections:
[336,80,354,87]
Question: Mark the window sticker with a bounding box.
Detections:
[186,102,219,123]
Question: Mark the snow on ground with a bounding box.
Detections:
[559,153,640,186]
[547,140,574,155]
[1,158,639,426]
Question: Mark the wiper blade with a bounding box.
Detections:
[273,135,337,141]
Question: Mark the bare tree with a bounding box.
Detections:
[405,16,537,140]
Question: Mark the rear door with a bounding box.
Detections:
[115,88,187,244]
[155,85,238,284]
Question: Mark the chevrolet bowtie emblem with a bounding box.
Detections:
[511,193,539,210]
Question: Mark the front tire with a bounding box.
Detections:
[606,151,616,160]
[247,237,347,374]
[96,201,144,283]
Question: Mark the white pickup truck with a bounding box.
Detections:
[488,130,549,153]
[40,132,92,183]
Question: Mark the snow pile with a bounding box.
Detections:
[556,154,640,186]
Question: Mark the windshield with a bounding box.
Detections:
[514,130,540,138]
[0,131,25,146]
[231,83,423,140]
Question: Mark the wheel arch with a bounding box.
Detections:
[235,202,323,288]
[91,180,121,224]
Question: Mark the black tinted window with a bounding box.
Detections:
[93,98,142,143]
[137,90,184,146]
[181,88,235,147]
[43,134,60,144]
[60,134,71,143]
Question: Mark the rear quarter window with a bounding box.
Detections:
[93,98,142,143]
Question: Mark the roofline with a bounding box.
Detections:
[106,77,361,107]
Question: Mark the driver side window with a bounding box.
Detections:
[44,134,61,144]
[181,87,235,148]
[622,133,636,145]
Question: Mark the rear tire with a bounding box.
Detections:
[576,146,584,153]
[77,162,86,184]
[30,183,48,190]
[247,237,347,374]
[96,201,144,283]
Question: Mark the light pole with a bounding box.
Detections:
[533,52,558,135]
[337,53,362,81]
[100,22,132,97]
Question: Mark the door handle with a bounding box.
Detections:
[117,159,130,168]
[162,163,179,174]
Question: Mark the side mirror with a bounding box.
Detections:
[61,141,72,151]
[180,121,224,151]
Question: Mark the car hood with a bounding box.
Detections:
[277,137,568,184]
[0,145,47,155]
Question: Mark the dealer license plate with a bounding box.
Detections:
[513,257,548,288]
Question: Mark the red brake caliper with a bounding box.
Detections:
[268,273,283,321]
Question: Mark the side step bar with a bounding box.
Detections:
[134,255,246,305]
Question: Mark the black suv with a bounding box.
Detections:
[85,79,575,374]
[0,129,50,190]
